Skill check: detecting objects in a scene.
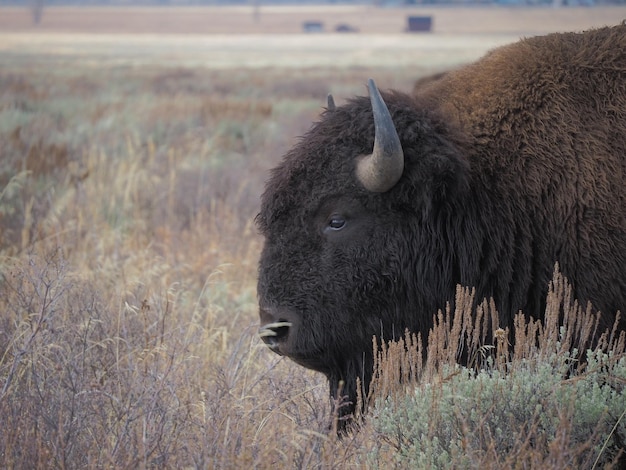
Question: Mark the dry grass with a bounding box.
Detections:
[0,58,403,468]
[1,28,625,467]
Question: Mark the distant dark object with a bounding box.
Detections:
[303,21,324,33]
[31,0,44,24]
[407,16,432,32]
[335,23,359,33]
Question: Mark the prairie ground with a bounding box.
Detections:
[1,6,625,468]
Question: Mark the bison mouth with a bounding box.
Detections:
[258,305,295,356]
[258,306,336,373]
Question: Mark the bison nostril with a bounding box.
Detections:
[272,320,291,339]
[258,320,292,350]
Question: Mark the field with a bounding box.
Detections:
[1,5,626,468]
[1,5,625,68]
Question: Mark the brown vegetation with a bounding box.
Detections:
[1,29,624,466]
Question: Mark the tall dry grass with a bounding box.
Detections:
[1,57,624,468]
[0,59,408,467]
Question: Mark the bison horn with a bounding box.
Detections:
[327,94,336,111]
[356,78,404,193]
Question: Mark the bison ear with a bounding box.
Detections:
[327,94,336,111]
[356,79,404,193]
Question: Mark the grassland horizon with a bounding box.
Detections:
[1,5,624,70]
[1,4,624,34]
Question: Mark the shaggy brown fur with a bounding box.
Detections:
[413,24,626,329]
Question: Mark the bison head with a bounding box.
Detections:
[256,79,469,425]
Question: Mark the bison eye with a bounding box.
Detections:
[327,216,346,231]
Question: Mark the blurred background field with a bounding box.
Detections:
[1,5,625,68]
[1,4,625,34]
[1,5,625,467]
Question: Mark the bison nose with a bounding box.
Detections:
[258,307,292,354]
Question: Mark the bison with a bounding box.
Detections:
[256,24,626,427]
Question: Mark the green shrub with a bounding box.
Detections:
[368,276,626,469]
[371,352,626,468]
